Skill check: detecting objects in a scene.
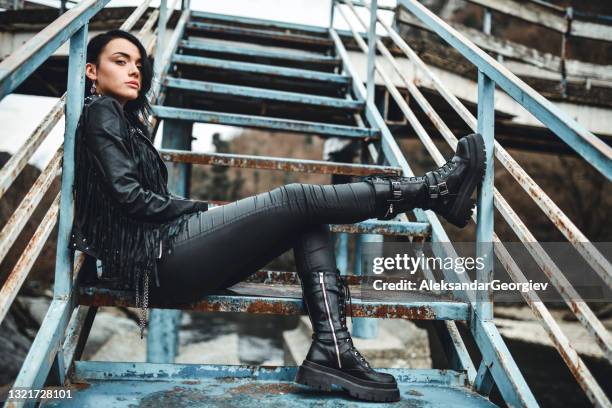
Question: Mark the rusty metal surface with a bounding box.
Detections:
[368,0,612,289]
[353,0,612,369]
[330,10,538,405]
[244,269,300,284]
[330,219,431,237]
[494,191,612,364]
[78,281,467,321]
[0,148,61,267]
[36,361,497,408]
[0,193,59,325]
[400,0,612,180]
[244,270,428,287]
[158,148,400,176]
[7,2,607,406]
[3,1,178,400]
[493,235,610,407]
[0,97,65,201]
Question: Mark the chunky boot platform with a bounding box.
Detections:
[363,133,486,227]
[295,269,400,402]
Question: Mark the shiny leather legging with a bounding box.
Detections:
[149,182,377,304]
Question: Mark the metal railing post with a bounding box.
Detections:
[483,8,491,34]
[47,22,88,390]
[352,233,380,339]
[329,0,335,29]
[54,24,88,300]
[154,0,168,78]
[335,232,349,273]
[147,115,193,362]
[365,0,377,111]
[475,70,495,322]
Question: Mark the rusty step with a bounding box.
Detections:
[78,280,467,321]
[156,149,402,178]
[54,361,497,408]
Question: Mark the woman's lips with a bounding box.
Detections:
[126,82,139,89]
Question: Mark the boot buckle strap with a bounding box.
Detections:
[314,330,351,342]
[438,181,449,196]
[429,181,449,198]
[390,180,402,200]
[385,180,403,219]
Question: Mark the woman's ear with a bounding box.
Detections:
[85,63,97,82]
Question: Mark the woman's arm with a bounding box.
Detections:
[83,96,207,222]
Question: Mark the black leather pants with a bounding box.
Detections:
[149,181,377,304]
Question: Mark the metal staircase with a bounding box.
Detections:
[1,0,610,407]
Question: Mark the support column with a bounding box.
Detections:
[147,95,194,363]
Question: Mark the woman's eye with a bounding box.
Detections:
[116,60,126,65]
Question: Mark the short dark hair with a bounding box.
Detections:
[86,29,154,139]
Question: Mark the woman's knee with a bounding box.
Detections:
[278,182,309,201]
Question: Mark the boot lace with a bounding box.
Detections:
[338,274,372,370]
[435,160,456,177]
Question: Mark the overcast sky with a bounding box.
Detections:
[0,0,396,169]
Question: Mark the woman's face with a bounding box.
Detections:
[85,37,143,106]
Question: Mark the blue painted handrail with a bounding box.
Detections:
[398,0,612,181]
[0,0,110,100]
[336,0,611,405]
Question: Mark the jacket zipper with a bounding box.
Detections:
[319,272,342,369]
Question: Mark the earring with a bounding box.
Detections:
[90,81,97,95]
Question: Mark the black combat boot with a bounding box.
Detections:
[363,133,486,228]
[295,268,400,402]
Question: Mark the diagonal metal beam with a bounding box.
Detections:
[0,0,111,99]
[398,0,612,180]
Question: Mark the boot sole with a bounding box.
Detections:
[295,360,401,402]
[444,133,487,228]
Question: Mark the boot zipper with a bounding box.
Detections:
[385,203,394,218]
[319,272,342,369]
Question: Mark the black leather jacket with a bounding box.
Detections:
[69,94,207,284]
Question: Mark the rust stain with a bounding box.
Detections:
[157,150,400,177]
[228,382,301,396]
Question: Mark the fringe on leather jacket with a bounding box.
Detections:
[70,93,208,338]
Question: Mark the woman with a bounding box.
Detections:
[70,29,486,403]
